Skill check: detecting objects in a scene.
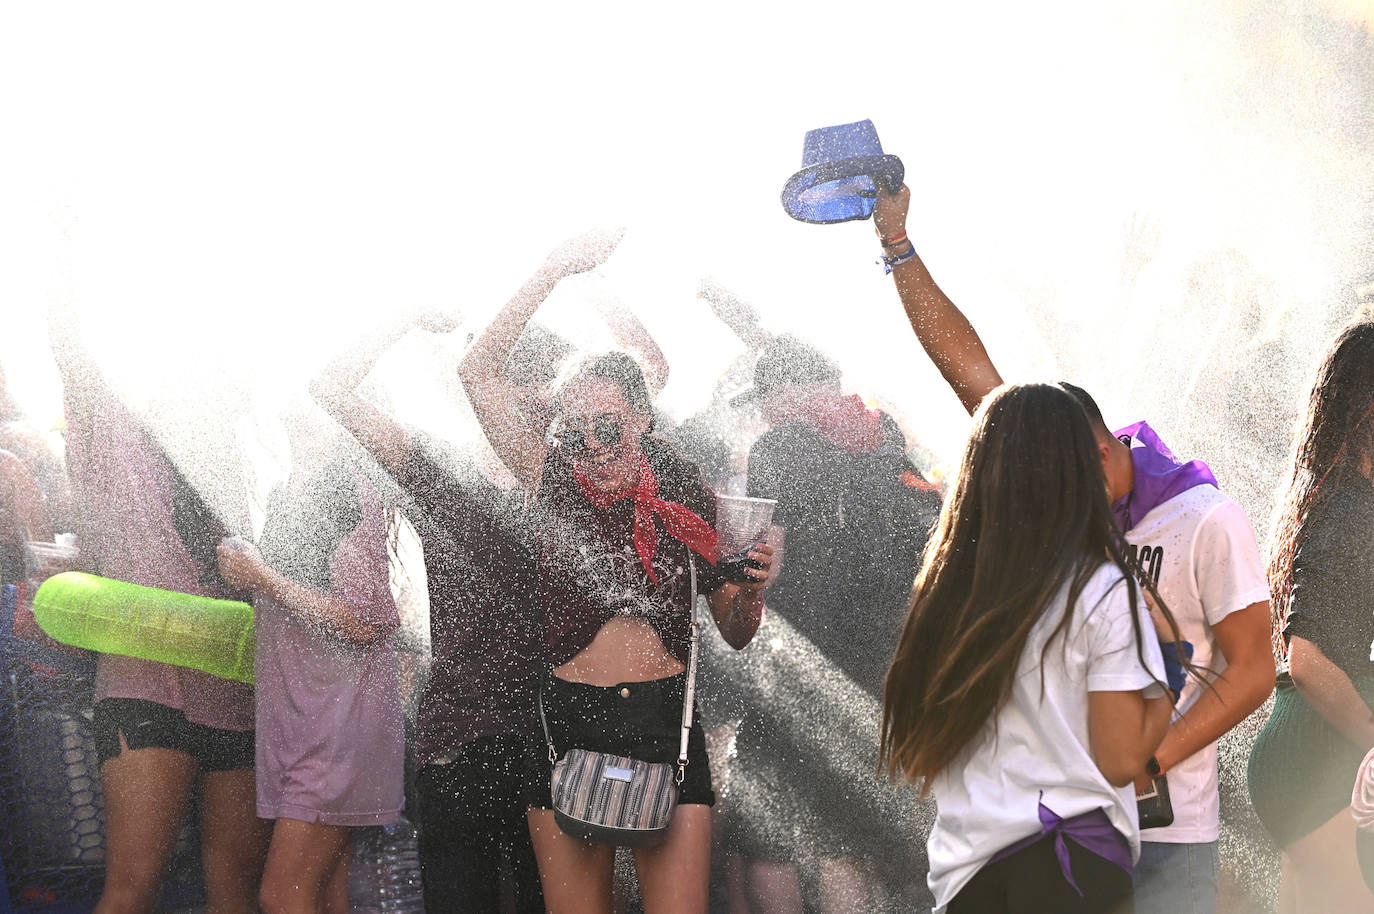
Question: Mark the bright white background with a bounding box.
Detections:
[2,0,1372,462]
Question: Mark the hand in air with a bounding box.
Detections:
[415,310,462,334]
[216,540,267,593]
[873,184,912,243]
[546,227,626,278]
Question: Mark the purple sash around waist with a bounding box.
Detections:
[988,797,1132,896]
[1112,421,1217,533]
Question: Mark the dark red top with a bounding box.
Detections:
[535,439,725,667]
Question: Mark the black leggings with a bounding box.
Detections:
[948,836,1135,914]
[415,732,544,914]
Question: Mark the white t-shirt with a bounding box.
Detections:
[926,563,1167,911]
[1123,483,1269,844]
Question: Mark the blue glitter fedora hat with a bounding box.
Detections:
[780,119,904,225]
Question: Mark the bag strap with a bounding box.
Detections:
[677,554,700,785]
[538,555,702,784]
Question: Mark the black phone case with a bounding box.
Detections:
[1136,773,1174,830]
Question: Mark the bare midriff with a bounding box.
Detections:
[552,616,686,686]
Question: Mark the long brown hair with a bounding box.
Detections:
[1267,315,1374,659]
[880,382,1175,787]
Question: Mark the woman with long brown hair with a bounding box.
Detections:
[881,382,1178,914]
[457,231,774,914]
[1247,315,1374,912]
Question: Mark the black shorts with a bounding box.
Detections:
[93,698,254,772]
[527,672,715,808]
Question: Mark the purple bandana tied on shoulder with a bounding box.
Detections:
[1112,421,1218,533]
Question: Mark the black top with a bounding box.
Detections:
[1284,476,1374,692]
[392,443,545,763]
[747,413,939,696]
[535,438,725,667]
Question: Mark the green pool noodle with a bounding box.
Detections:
[32,572,256,684]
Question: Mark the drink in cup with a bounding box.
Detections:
[715,494,776,583]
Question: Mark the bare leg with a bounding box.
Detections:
[633,804,712,914]
[200,767,272,914]
[1283,806,1374,913]
[817,857,875,914]
[258,818,353,914]
[743,859,804,914]
[93,737,197,914]
[320,840,352,914]
[528,809,616,914]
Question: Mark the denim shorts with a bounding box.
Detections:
[527,672,715,808]
[93,698,254,772]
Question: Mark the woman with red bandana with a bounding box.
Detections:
[458,231,773,914]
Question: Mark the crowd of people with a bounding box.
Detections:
[2,181,1374,914]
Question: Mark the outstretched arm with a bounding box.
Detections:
[457,229,623,488]
[310,313,458,479]
[873,186,1003,415]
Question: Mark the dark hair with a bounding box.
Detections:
[1058,381,1110,435]
[506,324,573,389]
[1268,314,1374,657]
[880,382,1178,787]
[753,334,840,400]
[553,351,653,420]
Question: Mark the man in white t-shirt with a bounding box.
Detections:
[867,185,1275,914]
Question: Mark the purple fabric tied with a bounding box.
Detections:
[1112,421,1218,533]
[988,797,1133,896]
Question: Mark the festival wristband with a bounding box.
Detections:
[880,232,908,248]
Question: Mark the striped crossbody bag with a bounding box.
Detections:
[539,556,700,847]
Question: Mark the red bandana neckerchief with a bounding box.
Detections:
[574,454,719,586]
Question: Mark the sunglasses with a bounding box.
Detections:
[558,414,624,455]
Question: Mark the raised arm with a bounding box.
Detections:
[873,186,1004,415]
[456,229,623,488]
[310,313,458,479]
[698,278,773,353]
[593,295,670,395]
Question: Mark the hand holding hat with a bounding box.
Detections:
[780,119,904,224]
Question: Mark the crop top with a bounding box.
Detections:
[534,439,725,667]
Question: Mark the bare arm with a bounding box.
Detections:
[698,278,773,352]
[310,313,454,479]
[594,297,670,395]
[1151,601,1276,775]
[1089,688,1175,787]
[217,542,390,646]
[1288,634,1374,751]
[706,543,773,650]
[873,186,1004,415]
[457,229,624,488]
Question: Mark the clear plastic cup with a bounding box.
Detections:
[25,541,80,580]
[715,495,776,556]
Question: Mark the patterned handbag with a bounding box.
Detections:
[539,558,701,847]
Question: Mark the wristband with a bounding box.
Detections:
[880,241,917,275]
[880,232,908,248]
[1146,755,1162,777]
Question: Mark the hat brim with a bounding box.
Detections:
[780,155,905,225]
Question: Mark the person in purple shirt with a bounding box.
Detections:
[49,300,269,914]
[215,404,404,914]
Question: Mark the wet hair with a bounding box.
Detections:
[1268,314,1374,658]
[880,382,1179,788]
[506,324,573,389]
[552,351,654,422]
